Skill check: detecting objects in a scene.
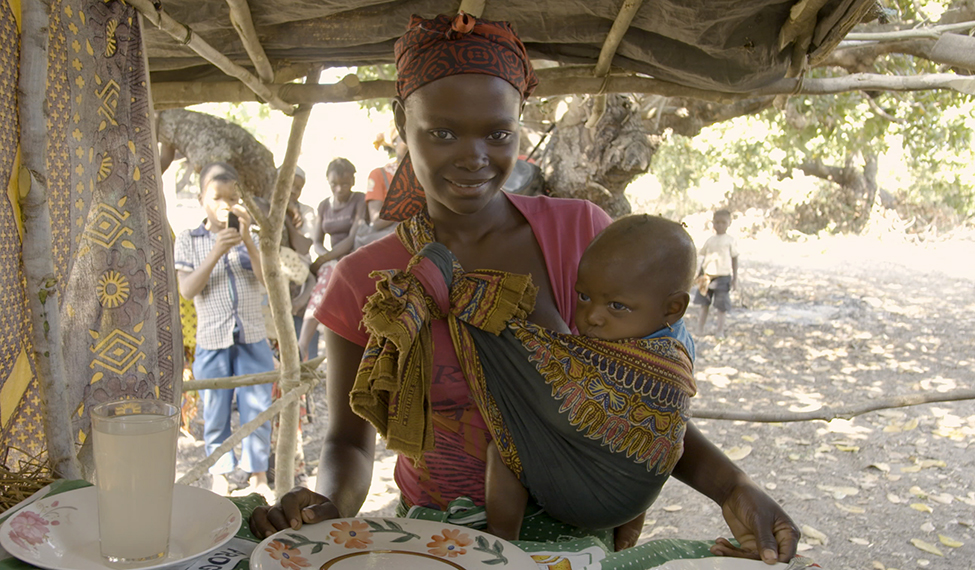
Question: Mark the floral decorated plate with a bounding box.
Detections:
[251,517,537,570]
[0,484,241,570]
[655,558,792,569]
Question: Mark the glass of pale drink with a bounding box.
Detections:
[91,399,179,565]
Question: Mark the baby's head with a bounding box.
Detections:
[575,215,697,341]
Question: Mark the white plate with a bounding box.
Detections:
[0,484,241,570]
[251,517,537,570]
[655,557,790,569]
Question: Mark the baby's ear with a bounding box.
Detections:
[666,291,690,322]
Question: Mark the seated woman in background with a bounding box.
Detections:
[297,158,367,359]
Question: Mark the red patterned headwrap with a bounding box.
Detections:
[380,13,538,222]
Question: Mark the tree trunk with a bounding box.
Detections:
[155,109,276,199]
[798,152,882,233]
[539,95,660,217]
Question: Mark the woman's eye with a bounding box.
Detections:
[488,131,512,142]
[430,129,455,140]
[609,301,630,312]
[577,292,590,302]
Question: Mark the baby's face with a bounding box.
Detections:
[574,254,669,341]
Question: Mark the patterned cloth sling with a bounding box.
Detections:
[350,211,697,529]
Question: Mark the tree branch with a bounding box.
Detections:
[18,0,82,481]
[844,19,975,40]
[128,0,293,114]
[691,389,975,422]
[182,356,324,391]
[151,70,975,108]
[225,0,274,83]
[176,379,315,485]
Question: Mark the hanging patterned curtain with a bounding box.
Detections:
[0,0,183,467]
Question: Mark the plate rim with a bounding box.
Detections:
[0,484,241,570]
[250,516,536,570]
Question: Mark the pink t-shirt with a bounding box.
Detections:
[316,193,612,509]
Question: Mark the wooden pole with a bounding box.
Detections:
[246,68,322,498]
[225,0,274,83]
[182,356,324,391]
[458,0,486,18]
[151,70,975,107]
[176,380,315,485]
[587,0,645,128]
[17,0,83,481]
[127,0,294,114]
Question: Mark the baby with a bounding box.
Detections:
[485,214,697,548]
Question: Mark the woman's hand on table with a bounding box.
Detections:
[249,486,341,539]
[709,480,799,564]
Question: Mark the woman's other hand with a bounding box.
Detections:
[248,486,341,539]
[710,481,799,564]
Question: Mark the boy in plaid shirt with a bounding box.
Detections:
[174,163,273,497]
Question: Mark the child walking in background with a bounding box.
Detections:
[174,162,274,498]
[694,208,739,337]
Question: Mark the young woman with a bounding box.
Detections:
[251,13,799,566]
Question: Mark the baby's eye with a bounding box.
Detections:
[430,129,456,140]
[487,130,512,142]
[609,301,631,312]
[577,292,590,302]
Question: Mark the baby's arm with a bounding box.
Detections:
[485,444,528,541]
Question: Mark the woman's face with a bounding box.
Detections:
[327,171,355,203]
[398,74,522,219]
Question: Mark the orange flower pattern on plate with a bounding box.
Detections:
[264,540,310,570]
[426,528,473,558]
[330,520,373,549]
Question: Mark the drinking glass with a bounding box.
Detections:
[91,399,179,564]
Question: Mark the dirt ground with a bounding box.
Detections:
[177,231,975,570]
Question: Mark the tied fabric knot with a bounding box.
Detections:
[450,11,476,36]
[351,222,537,459]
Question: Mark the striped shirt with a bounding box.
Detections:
[174,222,267,350]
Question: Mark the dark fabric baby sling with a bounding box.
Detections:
[350,211,697,529]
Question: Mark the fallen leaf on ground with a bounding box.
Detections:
[835,444,860,452]
[902,418,919,431]
[886,493,902,504]
[818,484,859,499]
[741,435,757,442]
[920,522,935,533]
[849,537,869,545]
[909,486,927,498]
[910,538,943,556]
[868,463,890,472]
[938,535,963,548]
[723,445,752,461]
[930,493,953,505]
[919,459,946,469]
[662,505,682,512]
[835,501,865,514]
[801,525,828,545]
[957,494,975,507]
[910,503,933,513]
[901,465,922,473]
